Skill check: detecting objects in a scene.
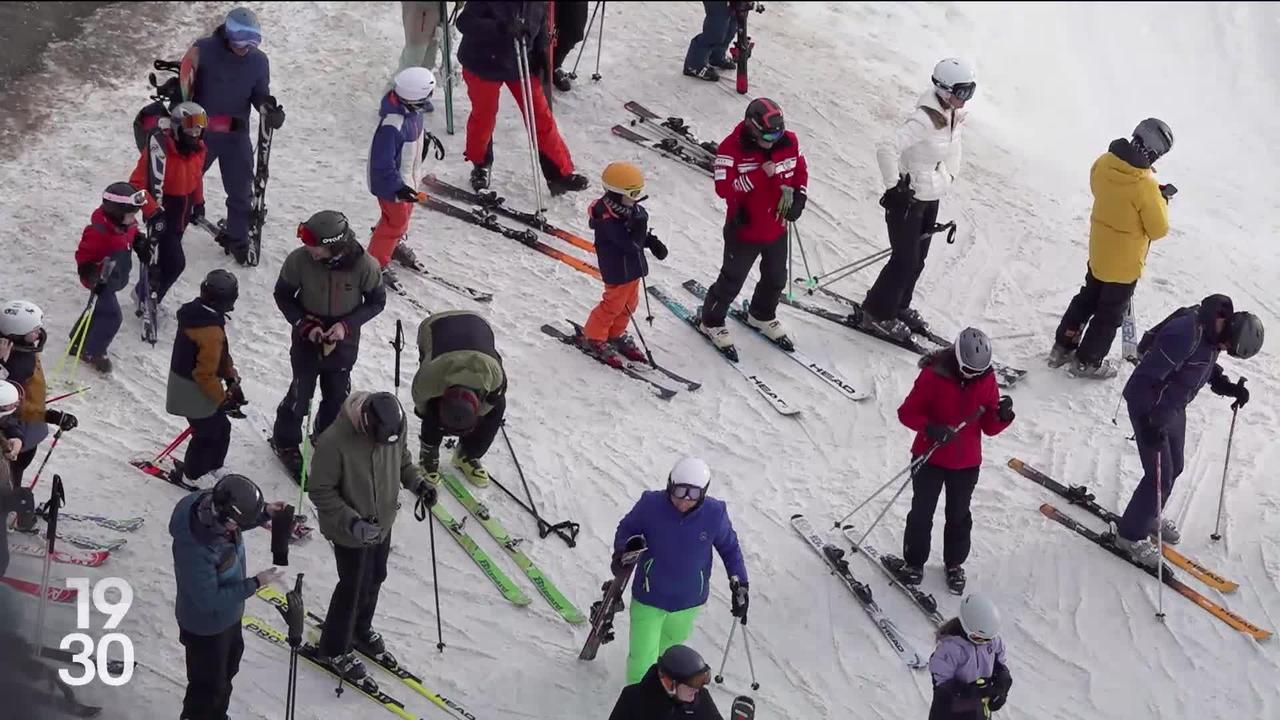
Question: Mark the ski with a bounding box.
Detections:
[730,1,755,94]
[566,319,701,391]
[14,526,127,553]
[129,456,198,490]
[386,281,433,312]
[1122,300,1138,363]
[245,115,274,266]
[541,323,678,400]
[840,526,945,626]
[440,472,586,623]
[1007,458,1237,593]
[681,279,870,402]
[790,514,927,668]
[431,502,532,606]
[9,540,110,567]
[579,535,646,661]
[422,175,594,252]
[1038,503,1269,640]
[0,576,79,604]
[58,512,144,533]
[611,124,714,176]
[622,102,718,163]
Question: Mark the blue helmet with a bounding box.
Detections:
[224,7,262,48]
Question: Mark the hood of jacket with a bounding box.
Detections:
[1096,139,1153,189]
[176,299,226,330]
[342,390,371,434]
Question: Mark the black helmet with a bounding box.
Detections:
[211,474,265,527]
[1225,311,1263,359]
[362,392,404,444]
[657,644,710,685]
[1132,118,1173,163]
[200,269,239,313]
[438,386,480,434]
[297,209,356,249]
[101,182,145,225]
[745,97,784,145]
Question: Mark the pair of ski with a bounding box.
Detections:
[541,320,700,401]
[9,512,140,566]
[612,102,715,178]
[388,254,493,306]
[13,524,126,553]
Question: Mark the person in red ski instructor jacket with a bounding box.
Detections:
[697,97,807,354]
[891,327,1013,595]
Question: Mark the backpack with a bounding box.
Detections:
[1136,305,1198,359]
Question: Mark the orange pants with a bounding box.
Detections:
[584,279,640,342]
[462,68,573,178]
[368,198,415,268]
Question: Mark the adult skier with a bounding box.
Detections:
[894,327,1013,593]
[308,391,437,680]
[367,66,437,290]
[613,457,749,684]
[166,270,244,486]
[393,2,451,111]
[0,382,31,576]
[862,58,975,341]
[609,644,724,720]
[411,310,507,486]
[697,97,808,353]
[271,211,385,480]
[180,6,286,264]
[1048,118,1175,378]
[1113,295,1260,566]
[578,161,668,367]
[71,182,144,373]
[455,1,589,193]
[550,0,589,92]
[682,1,741,81]
[929,594,1013,720]
[170,473,284,720]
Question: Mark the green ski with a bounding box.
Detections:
[431,501,531,606]
[441,472,586,624]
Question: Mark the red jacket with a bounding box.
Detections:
[898,351,1010,470]
[714,121,808,243]
[74,208,137,291]
[129,130,206,219]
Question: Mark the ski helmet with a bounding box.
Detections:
[1132,118,1173,162]
[657,644,711,686]
[438,386,481,433]
[362,392,405,444]
[744,97,785,145]
[297,209,356,249]
[958,593,1001,642]
[393,66,436,109]
[200,269,239,314]
[1225,311,1264,359]
[101,182,145,225]
[954,327,993,378]
[211,473,266,528]
[0,381,22,418]
[667,456,711,502]
[0,300,44,338]
[170,101,208,138]
[601,161,646,200]
[224,7,263,49]
[932,58,977,104]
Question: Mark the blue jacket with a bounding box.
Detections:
[169,491,257,635]
[183,26,271,127]
[1124,295,1231,428]
[614,491,748,613]
[368,93,425,199]
[456,1,548,82]
[590,197,650,285]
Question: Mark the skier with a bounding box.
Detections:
[1113,295,1260,566]
[181,6,286,265]
[166,270,244,486]
[894,327,1013,593]
[0,381,32,577]
[609,644,724,720]
[578,161,668,368]
[308,391,437,680]
[698,97,808,353]
[130,101,208,309]
[455,1,589,193]
[271,211,386,480]
[393,2,451,111]
[411,310,507,486]
[614,457,749,684]
[1049,118,1175,379]
[170,473,285,720]
[367,66,437,290]
[929,593,1013,720]
[861,58,975,341]
[71,182,144,373]
[550,0,589,92]
[682,1,742,81]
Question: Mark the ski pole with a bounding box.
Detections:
[640,276,656,324]
[439,0,455,135]
[390,319,404,389]
[1210,404,1238,542]
[282,574,305,720]
[53,292,98,387]
[1110,394,1123,426]
[427,495,446,652]
[298,401,315,512]
[334,547,369,698]
[152,426,194,465]
[592,2,606,81]
[22,429,65,493]
[569,1,602,80]
[513,35,546,214]
[34,475,66,653]
[499,422,580,546]
[831,454,930,529]
[792,222,815,287]
[629,317,659,368]
[741,623,760,690]
[786,223,794,301]
[46,387,91,405]
[814,248,892,289]
[713,618,738,684]
[1154,448,1165,621]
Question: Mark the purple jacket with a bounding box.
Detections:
[930,634,1006,686]
[1124,295,1232,428]
[368,93,425,199]
[182,26,271,127]
[929,633,1010,720]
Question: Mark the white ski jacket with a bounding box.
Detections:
[875,89,965,202]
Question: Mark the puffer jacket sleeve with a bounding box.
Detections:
[897,366,937,433]
[712,505,748,583]
[613,497,647,553]
[945,121,963,181]
[876,115,926,189]
[187,326,230,403]
[1136,177,1169,242]
[978,374,1010,437]
[369,118,405,199]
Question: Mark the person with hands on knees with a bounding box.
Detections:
[929,593,1013,720]
[71,182,144,373]
[614,456,748,684]
[609,644,724,720]
[271,210,385,482]
[170,473,285,720]
[1115,294,1263,567]
[308,392,435,682]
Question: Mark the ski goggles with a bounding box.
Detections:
[103,187,146,208]
[968,632,993,645]
[225,20,262,50]
[175,111,209,136]
[941,81,977,102]
[958,362,988,379]
[669,484,706,501]
[400,93,434,112]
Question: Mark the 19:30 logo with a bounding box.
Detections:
[60,578,134,686]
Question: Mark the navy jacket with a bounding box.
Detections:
[1124,295,1232,428]
[183,26,271,127]
[456,1,547,82]
[367,92,425,199]
[169,491,257,635]
[590,197,650,286]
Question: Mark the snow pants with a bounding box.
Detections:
[419,394,506,460]
[183,412,231,482]
[201,130,254,253]
[78,290,122,358]
[135,197,193,306]
[903,462,979,569]
[320,535,392,657]
[1054,268,1137,366]
[180,622,243,720]
[398,1,444,74]
[584,279,640,342]
[863,199,940,321]
[626,600,701,684]
[1117,407,1186,541]
[552,1,590,70]
[369,198,416,269]
[684,1,738,71]
[700,225,787,327]
[461,68,575,182]
[272,342,352,449]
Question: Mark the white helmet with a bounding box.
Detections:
[932,58,977,102]
[0,300,43,337]
[958,593,1001,641]
[667,456,712,502]
[394,66,436,105]
[0,381,21,417]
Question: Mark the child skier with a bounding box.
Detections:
[71,182,145,373]
[578,161,668,367]
[929,593,1013,719]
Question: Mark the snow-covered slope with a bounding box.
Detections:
[2,2,1278,719]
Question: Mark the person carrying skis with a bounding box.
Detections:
[411,310,507,486]
[682,1,744,81]
[170,473,285,720]
[1048,118,1175,379]
[367,66,438,291]
[308,391,437,681]
[1113,295,1260,567]
[894,327,1013,594]
[861,58,975,341]
[550,0,589,92]
[71,182,144,373]
[614,457,749,684]
[455,1,589,194]
[609,644,724,720]
[271,210,385,480]
[929,593,1013,720]
[180,6,286,265]
[578,161,668,368]
[166,270,244,487]
[394,2,452,111]
[698,97,808,354]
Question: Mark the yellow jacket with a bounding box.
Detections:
[1087,146,1169,283]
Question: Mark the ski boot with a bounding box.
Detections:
[897,307,929,334]
[547,173,590,196]
[1149,517,1181,546]
[1046,343,1075,368]
[1112,534,1161,569]
[469,164,491,192]
[420,442,441,485]
[380,267,404,293]
[391,241,424,271]
[697,316,738,360]
[945,566,967,595]
[1067,358,1118,380]
[608,333,648,363]
[80,354,112,374]
[319,650,369,683]
[746,313,795,351]
[682,65,721,81]
[452,451,491,488]
[859,311,911,342]
[230,243,251,267]
[881,554,924,586]
[354,629,397,667]
[552,68,572,92]
[709,55,737,71]
[269,440,305,483]
[580,337,625,369]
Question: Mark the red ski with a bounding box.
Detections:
[9,540,110,568]
[1,576,79,604]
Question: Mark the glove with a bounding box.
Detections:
[1159,183,1178,201]
[147,214,166,238]
[502,15,528,37]
[997,394,1015,423]
[44,409,78,431]
[880,174,914,212]
[395,185,421,203]
[645,232,668,260]
[297,318,327,345]
[1211,373,1249,410]
[924,422,954,444]
[784,187,807,222]
[1228,378,1250,410]
[262,96,286,130]
[730,577,750,623]
[350,518,382,545]
[412,477,438,506]
[776,185,795,219]
[1138,419,1167,446]
[189,202,205,223]
[132,234,153,264]
[220,382,247,412]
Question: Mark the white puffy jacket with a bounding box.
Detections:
[875,89,966,202]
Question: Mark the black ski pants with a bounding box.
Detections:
[552,1,590,70]
[420,394,506,460]
[273,345,351,449]
[180,622,243,720]
[320,535,392,657]
[1054,268,1136,366]
[700,225,787,328]
[183,412,232,481]
[863,199,940,320]
[902,462,980,569]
